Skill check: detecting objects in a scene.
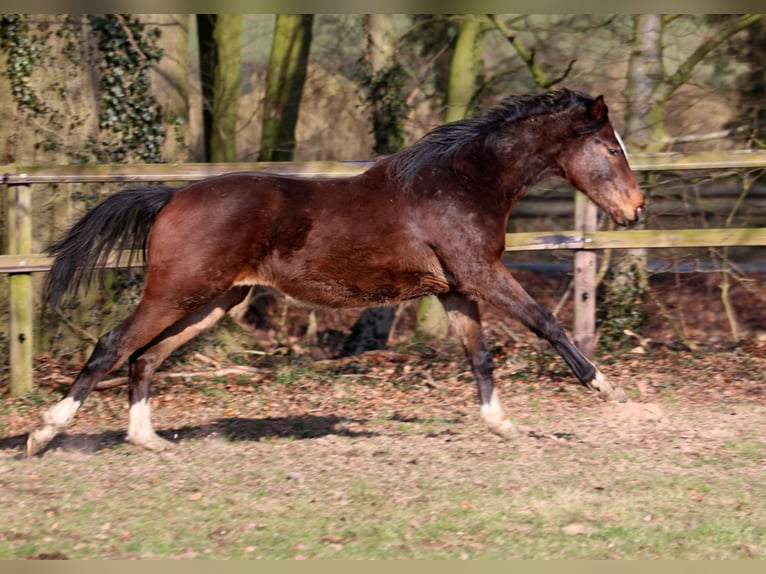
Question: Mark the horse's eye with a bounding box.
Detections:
[607,147,621,157]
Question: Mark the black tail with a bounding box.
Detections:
[46,184,178,308]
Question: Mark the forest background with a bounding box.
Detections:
[0,13,764,370]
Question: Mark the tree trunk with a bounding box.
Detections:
[339,15,403,356]
[367,14,405,155]
[600,15,663,351]
[196,14,215,162]
[445,16,480,122]
[141,15,194,161]
[625,15,666,150]
[368,14,394,69]
[259,14,313,161]
[210,15,241,162]
[197,14,242,162]
[414,16,483,342]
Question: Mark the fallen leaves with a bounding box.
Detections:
[3,270,766,456]
[687,488,705,502]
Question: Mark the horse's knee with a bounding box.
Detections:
[474,347,494,378]
[90,328,129,371]
[129,353,158,382]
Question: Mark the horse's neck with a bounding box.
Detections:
[494,120,566,202]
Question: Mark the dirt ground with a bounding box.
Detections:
[1,270,765,558]
[2,269,765,450]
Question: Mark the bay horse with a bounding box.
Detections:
[26,88,645,457]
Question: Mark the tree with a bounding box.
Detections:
[339,15,405,356]
[141,15,196,161]
[736,15,766,148]
[197,14,242,162]
[624,14,762,153]
[0,15,173,374]
[486,14,575,90]
[413,15,487,342]
[446,15,482,121]
[366,14,406,155]
[599,14,762,350]
[259,14,313,161]
[409,14,457,111]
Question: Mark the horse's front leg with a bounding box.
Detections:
[478,262,628,403]
[439,292,517,438]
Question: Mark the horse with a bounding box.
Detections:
[26,88,645,457]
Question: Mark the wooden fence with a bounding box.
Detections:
[3,152,766,395]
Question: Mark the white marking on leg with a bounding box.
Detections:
[128,398,153,441]
[127,398,174,452]
[587,367,628,403]
[27,397,82,456]
[480,390,517,438]
[43,397,81,428]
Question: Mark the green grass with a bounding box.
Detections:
[3,354,766,560]
[2,405,766,560]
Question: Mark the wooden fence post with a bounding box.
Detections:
[7,177,33,396]
[573,192,598,360]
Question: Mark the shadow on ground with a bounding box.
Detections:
[0,414,377,458]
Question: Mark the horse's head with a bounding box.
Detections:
[558,95,645,226]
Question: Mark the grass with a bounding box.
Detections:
[2,401,766,559]
[2,343,766,559]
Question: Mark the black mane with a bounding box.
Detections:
[384,88,602,190]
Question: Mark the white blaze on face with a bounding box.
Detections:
[613,128,629,161]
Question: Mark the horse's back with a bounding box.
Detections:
[141,170,445,307]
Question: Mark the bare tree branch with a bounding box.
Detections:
[659,14,762,106]
[115,14,147,61]
[486,14,553,89]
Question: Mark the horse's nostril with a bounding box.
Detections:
[635,204,646,221]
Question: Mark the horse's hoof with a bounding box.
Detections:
[612,387,629,403]
[589,370,629,403]
[488,419,518,440]
[599,385,629,403]
[26,427,56,458]
[128,434,176,453]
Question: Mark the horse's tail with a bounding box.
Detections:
[46,184,178,309]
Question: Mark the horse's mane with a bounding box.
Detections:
[384,88,605,190]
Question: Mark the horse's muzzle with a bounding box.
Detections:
[618,203,646,227]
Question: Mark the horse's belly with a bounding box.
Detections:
[238,266,449,309]
[286,274,449,308]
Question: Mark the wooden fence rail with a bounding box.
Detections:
[3,152,766,395]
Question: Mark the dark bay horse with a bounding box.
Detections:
[26,88,645,456]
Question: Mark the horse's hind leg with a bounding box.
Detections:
[26,303,190,457]
[125,287,250,451]
[439,292,517,439]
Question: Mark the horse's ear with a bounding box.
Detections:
[588,95,607,121]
